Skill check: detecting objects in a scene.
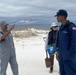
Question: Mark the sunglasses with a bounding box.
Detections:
[53,26,58,28]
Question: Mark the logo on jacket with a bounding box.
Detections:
[62,31,68,33]
[72,27,76,30]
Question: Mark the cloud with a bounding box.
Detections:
[19,20,36,24]
[0,0,76,17]
[0,0,76,24]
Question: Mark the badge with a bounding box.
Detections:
[72,27,76,30]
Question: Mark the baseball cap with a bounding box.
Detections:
[50,22,58,28]
[55,9,68,17]
[0,21,8,26]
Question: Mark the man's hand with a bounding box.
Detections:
[1,25,15,40]
[9,25,14,31]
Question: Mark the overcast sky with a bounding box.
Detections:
[0,0,76,27]
[0,0,76,17]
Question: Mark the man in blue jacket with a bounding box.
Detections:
[55,9,76,75]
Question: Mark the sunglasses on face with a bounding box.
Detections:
[53,26,58,28]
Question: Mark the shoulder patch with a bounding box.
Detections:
[72,27,76,30]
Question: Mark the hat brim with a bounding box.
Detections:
[2,24,9,26]
[54,14,58,17]
[6,24,9,25]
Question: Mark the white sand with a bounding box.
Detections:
[6,28,59,75]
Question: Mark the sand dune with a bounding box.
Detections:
[12,27,49,38]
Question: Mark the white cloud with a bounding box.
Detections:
[19,20,36,24]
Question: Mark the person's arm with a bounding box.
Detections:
[45,34,49,51]
[12,40,15,47]
[69,24,76,53]
[44,34,49,58]
[55,31,59,60]
[11,33,15,48]
[56,31,59,51]
[1,25,14,40]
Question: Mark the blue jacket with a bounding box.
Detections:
[59,20,76,60]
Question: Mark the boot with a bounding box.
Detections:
[49,67,53,73]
